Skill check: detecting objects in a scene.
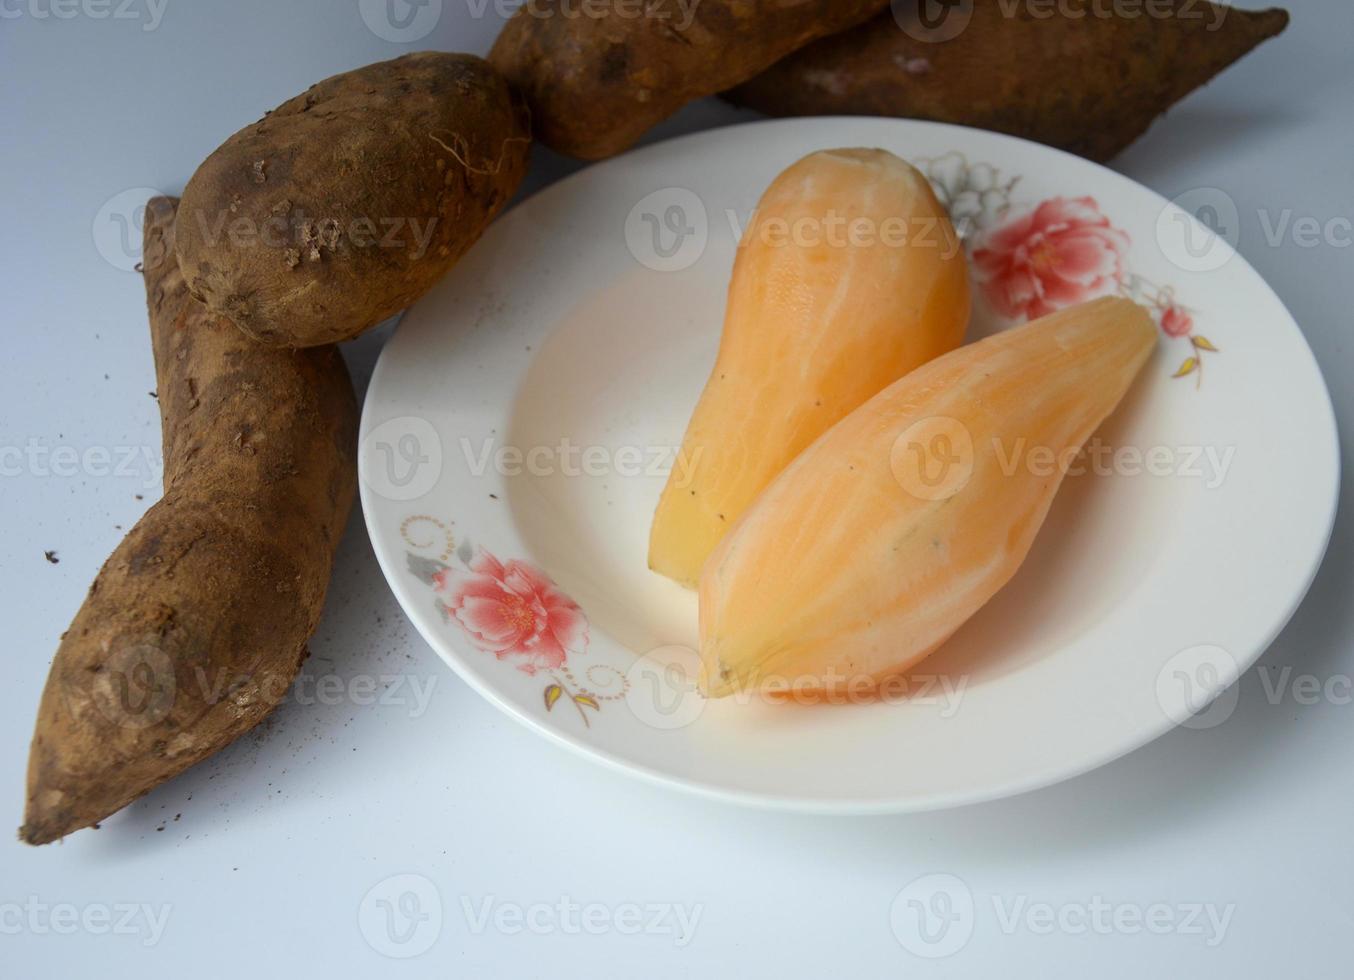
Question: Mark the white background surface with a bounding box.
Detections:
[1,1,1350,977]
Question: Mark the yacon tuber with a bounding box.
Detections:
[489,0,892,160]
[649,148,969,588]
[22,198,358,845]
[176,53,530,347]
[699,297,1156,698]
[725,1,1290,162]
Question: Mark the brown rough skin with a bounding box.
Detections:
[726,1,1290,162]
[21,198,358,846]
[488,0,891,160]
[176,53,530,347]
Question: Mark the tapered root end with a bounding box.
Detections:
[21,790,97,847]
[20,736,145,846]
[1251,8,1291,40]
[1219,7,1290,64]
[20,803,80,847]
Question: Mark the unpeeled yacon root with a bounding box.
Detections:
[699,297,1157,698]
[21,197,358,845]
[725,1,1290,162]
[176,53,530,347]
[488,0,891,160]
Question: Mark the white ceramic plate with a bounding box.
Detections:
[360,119,1338,813]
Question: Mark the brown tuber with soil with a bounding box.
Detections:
[724,0,1290,162]
[488,0,893,160]
[175,52,530,348]
[21,198,358,845]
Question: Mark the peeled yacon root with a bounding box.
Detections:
[649,148,970,588]
[699,297,1157,698]
[488,0,891,160]
[21,198,357,845]
[176,53,530,347]
[725,1,1290,162]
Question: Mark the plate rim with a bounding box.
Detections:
[360,116,1342,815]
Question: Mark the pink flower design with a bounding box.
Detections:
[433,549,588,675]
[1161,305,1194,338]
[974,197,1130,321]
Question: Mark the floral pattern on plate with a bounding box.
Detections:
[918,152,1220,386]
[402,516,628,727]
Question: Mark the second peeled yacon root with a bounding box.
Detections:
[699,297,1157,699]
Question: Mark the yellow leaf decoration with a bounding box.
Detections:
[1191,336,1219,352]
[1173,357,1198,379]
[544,684,562,711]
[573,694,600,711]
